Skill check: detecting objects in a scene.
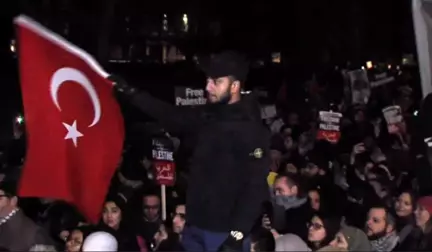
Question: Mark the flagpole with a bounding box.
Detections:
[161,185,167,221]
[413,0,432,97]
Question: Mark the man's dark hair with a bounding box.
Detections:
[275,172,305,197]
[142,187,161,199]
[250,227,275,252]
[369,203,395,227]
[0,179,17,198]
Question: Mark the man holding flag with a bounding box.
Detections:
[12,13,269,252]
[111,51,270,251]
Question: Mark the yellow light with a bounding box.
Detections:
[182,14,188,26]
[366,61,373,69]
[10,39,15,52]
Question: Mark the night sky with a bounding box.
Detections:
[0,0,414,61]
[0,0,416,134]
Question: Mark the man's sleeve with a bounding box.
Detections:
[230,130,271,235]
[131,91,201,134]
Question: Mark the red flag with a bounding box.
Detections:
[14,15,124,223]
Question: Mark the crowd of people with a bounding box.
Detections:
[1,48,432,252]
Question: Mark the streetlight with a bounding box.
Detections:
[10,39,16,53]
[182,14,188,32]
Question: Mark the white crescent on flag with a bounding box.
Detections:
[50,67,102,127]
[49,67,102,147]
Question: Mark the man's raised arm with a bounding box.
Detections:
[109,75,201,134]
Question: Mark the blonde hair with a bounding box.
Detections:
[29,244,57,252]
[317,245,348,252]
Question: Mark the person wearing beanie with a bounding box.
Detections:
[82,231,118,251]
[317,245,348,252]
[329,226,371,251]
[275,233,311,251]
[0,179,54,251]
[110,51,270,252]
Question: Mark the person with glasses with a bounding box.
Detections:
[306,212,341,251]
[139,192,162,249]
[328,225,371,251]
[0,179,54,251]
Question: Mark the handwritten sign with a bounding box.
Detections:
[348,69,371,105]
[316,111,342,144]
[382,105,403,134]
[154,161,176,186]
[152,136,176,186]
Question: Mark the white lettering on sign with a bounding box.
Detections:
[175,87,207,106]
[185,88,204,97]
[320,124,340,131]
[382,106,402,125]
[318,111,342,132]
[152,150,174,161]
[320,115,340,124]
[175,97,207,106]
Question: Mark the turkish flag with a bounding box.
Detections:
[14,15,124,223]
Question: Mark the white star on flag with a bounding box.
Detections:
[63,120,83,147]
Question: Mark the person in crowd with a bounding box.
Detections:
[250,227,275,252]
[29,244,57,251]
[365,204,399,252]
[139,192,162,245]
[307,212,341,251]
[152,221,183,251]
[100,193,143,251]
[82,231,118,252]
[308,188,321,211]
[400,195,432,251]
[393,190,416,245]
[48,204,87,249]
[0,179,54,251]
[275,233,310,251]
[344,143,383,228]
[111,50,270,251]
[329,225,371,251]
[267,173,313,240]
[171,202,186,235]
[65,225,96,252]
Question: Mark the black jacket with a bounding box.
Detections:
[131,92,270,235]
[282,200,314,241]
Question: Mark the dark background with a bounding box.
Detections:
[0,0,416,136]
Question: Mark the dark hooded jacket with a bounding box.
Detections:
[131,91,270,236]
